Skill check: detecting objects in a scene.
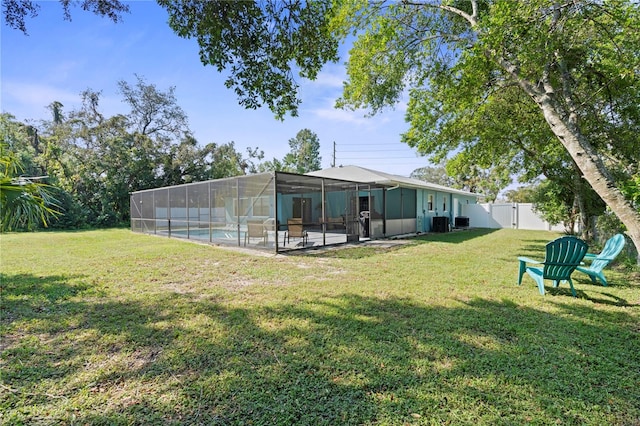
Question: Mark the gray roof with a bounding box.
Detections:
[307,165,479,197]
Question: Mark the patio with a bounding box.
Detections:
[130,171,387,253]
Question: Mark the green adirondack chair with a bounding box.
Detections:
[575,234,625,286]
[518,236,589,297]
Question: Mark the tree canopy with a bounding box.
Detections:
[258,129,322,174]
[2,78,263,229]
[283,129,322,174]
[3,0,129,34]
[156,0,341,119]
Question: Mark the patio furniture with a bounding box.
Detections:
[245,220,267,246]
[575,233,625,286]
[517,236,589,297]
[326,216,345,230]
[285,218,308,246]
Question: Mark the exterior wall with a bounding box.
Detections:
[416,189,478,233]
[370,218,384,238]
[386,218,417,235]
[383,187,417,236]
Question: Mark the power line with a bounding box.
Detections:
[338,156,422,160]
[339,142,410,147]
[338,149,412,153]
[330,140,426,167]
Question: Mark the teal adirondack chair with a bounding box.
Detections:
[575,234,625,286]
[518,236,589,297]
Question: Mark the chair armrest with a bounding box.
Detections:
[518,257,542,264]
[583,253,597,260]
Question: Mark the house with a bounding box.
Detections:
[130,165,479,252]
[308,166,479,236]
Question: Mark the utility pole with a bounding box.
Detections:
[332,141,336,168]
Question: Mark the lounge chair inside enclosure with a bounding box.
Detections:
[285,218,308,247]
[327,217,345,230]
[517,236,588,297]
[244,220,267,246]
[576,233,625,286]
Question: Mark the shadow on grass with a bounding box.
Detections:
[413,227,500,244]
[291,228,501,259]
[2,275,639,425]
[0,273,91,326]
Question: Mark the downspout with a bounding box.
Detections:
[450,193,453,230]
[321,178,326,246]
[274,172,279,253]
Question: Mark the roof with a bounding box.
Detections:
[307,165,479,197]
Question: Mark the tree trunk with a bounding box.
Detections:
[532,92,640,264]
[490,50,640,264]
[572,173,590,240]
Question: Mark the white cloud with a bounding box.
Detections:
[311,106,369,124]
[48,60,83,82]
[1,81,79,118]
[300,61,348,89]
[1,81,125,120]
[306,94,402,127]
[308,71,345,89]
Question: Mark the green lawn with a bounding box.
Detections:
[1,228,639,425]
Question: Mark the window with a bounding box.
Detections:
[428,194,434,211]
[252,196,271,216]
[234,197,250,217]
[233,196,271,217]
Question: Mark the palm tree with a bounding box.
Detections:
[0,143,60,232]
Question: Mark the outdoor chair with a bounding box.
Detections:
[575,233,625,286]
[326,216,345,230]
[285,218,308,247]
[517,236,589,297]
[244,220,267,246]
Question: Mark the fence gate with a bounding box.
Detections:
[491,204,515,228]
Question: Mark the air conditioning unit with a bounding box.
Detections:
[454,216,470,228]
[432,216,449,233]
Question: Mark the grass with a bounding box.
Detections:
[1,228,639,425]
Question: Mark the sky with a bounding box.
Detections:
[1,1,434,176]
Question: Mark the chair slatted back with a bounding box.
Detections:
[287,219,305,238]
[247,221,264,238]
[542,236,588,280]
[590,234,625,273]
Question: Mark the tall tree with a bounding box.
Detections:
[444,154,511,203]
[410,165,454,187]
[118,75,190,143]
[410,163,510,203]
[257,157,287,173]
[504,186,536,204]
[283,129,322,174]
[35,81,192,226]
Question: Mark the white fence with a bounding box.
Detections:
[461,203,566,232]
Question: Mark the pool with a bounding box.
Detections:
[165,227,241,242]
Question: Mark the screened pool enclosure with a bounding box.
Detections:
[130,172,406,252]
